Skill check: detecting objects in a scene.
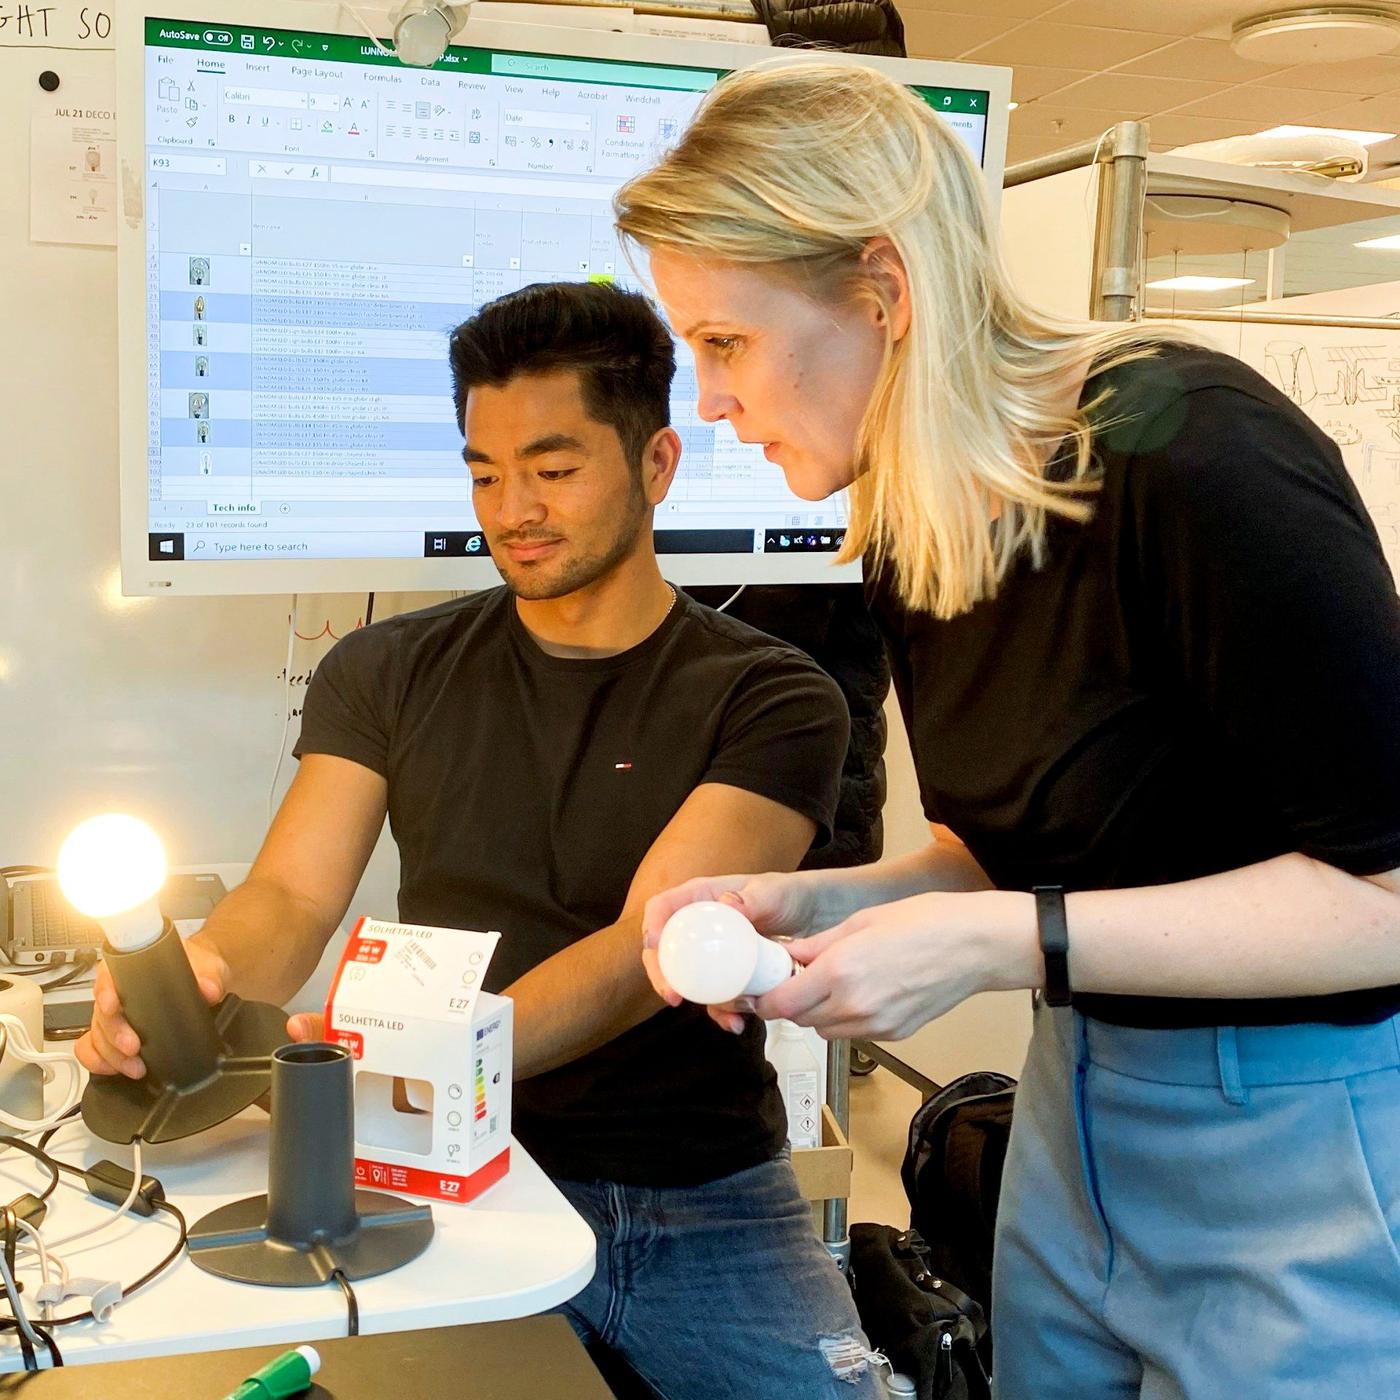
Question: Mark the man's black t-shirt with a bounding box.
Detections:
[294,587,849,1184]
[869,346,1400,1028]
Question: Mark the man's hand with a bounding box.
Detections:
[286,1011,325,1042]
[76,936,230,1080]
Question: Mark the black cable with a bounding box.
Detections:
[16,1328,35,1372]
[331,1267,359,1336]
[0,953,93,983]
[28,1322,60,1367]
[31,1200,189,1327]
[0,1135,188,1331]
[25,954,98,993]
[0,1138,61,1205]
[365,592,375,627]
[36,1107,81,1158]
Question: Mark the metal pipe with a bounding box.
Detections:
[1144,307,1400,331]
[1004,135,1107,188]
[822,1036,851,1271]
[1093,121,1150,322]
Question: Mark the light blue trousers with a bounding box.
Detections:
[992,1001,1400,1400]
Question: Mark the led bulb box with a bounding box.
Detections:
[326,916,512,1204]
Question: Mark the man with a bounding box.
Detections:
[79,282,882,1399]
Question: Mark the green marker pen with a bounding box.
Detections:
[221,1345,321,1400]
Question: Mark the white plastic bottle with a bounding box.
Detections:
[768,1019,821,1150]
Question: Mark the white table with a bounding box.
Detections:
[0,1110,596,1370]
[4,862,596,1370]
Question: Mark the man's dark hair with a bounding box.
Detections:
[449,281,676,467]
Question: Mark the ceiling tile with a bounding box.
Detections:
[1005,135,1060,165]
[1115,38,1288,84]
[1010,65,1095,101]
[1049,72,1231,113]
[1009,102,1123,141]
[1267,56,1400,96]
[1037,0,1249,37]
[903,11,1022,58]
[962,20,1174,67]
[1171,83,1356,121]
[1144,113,1270,148]
[1303,93,1400,128]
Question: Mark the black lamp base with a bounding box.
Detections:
[81,994,288,1145]
[187,1188,435,1285]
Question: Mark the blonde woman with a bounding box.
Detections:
[623,60,1400,1398]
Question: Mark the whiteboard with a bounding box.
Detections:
[0,26,435,915]
[1190,319,1400,585]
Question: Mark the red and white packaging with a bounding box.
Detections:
[325,916,512,1205]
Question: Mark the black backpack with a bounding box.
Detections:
[849,1223,990,1400]
[901,1071,1016,1314]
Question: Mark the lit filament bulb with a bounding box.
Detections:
[57,814,167,952]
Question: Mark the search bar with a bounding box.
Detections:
[328,166,614,201]
[490,53,716,91]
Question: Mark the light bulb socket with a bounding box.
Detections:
[81,921,289,1145]
[188,1042,435,1286]
[105,919,221,1086]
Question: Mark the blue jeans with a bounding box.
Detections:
[551,1154,883,1399]
[993,1001,1400,1399]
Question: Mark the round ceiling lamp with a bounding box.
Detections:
[1231,7,1400,63]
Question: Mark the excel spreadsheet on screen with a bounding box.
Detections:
[120,8,1008,593]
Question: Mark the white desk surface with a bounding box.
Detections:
[0,1113,596,1370]
[3,864,597,1370]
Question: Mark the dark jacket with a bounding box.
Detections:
[686,584,890,869]
[750,0,906,57]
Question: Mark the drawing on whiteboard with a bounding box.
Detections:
[1321,346,1388,407]
[1377,383,1400,445]
[1265,340,1316,406]
[1190,321,1400,586]
[1364,441,1400,485]
[1371,501,1400,576]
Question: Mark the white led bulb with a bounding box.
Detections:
[57,813,167,952]
[657,900,794,1006]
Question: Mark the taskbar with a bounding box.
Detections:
[148,527,847,561]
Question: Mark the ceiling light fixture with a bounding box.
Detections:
[1231,8,1400,64]
[1255,123,1396,146]
[1146,276,1257,291]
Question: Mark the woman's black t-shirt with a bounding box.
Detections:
[869,345,1400,1028]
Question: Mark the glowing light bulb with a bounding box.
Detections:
[57,814,167,951]
[657,901,794,1006]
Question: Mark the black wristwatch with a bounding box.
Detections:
[1031,885,1072,1008]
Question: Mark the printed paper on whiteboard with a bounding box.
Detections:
[31,75,117,246]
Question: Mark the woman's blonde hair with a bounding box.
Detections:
[616,59,1193,619]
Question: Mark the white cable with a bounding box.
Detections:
[12,1217,68,1323]
[340,2,396,56]
[47,1141,143,1254]
[267,595,299,826]
[12,1222,55,1291]
[0,1245,46,1358]
[0,1018,83,1133]
[714,584,746,613]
